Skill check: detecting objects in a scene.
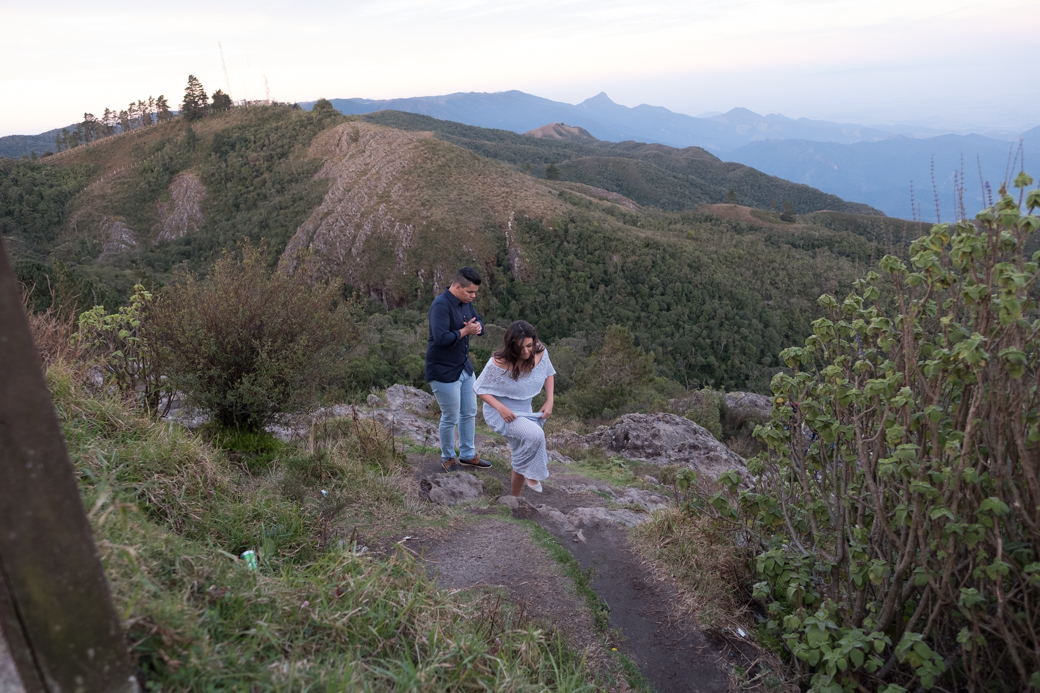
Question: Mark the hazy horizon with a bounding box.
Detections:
[3,0,1037,138]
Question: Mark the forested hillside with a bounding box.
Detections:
[2,103,926,393]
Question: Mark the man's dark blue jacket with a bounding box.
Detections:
[425,288,484,383]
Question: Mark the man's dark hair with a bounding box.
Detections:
[454,267,482,287]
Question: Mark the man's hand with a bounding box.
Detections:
[539,399,554,419]
[460,317,482,337]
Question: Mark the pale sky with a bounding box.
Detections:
[2,0,1037,137]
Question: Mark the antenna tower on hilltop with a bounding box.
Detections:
[218,41,232,100]
[263,72,271,105]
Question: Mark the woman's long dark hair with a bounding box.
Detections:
[493,320,544,380]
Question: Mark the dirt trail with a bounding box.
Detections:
[409,444,729,693]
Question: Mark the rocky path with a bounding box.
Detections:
[410,446,730,693]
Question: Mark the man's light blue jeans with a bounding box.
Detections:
[429,370,477,461]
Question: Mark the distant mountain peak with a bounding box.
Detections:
[579,92,620,108]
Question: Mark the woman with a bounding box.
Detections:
[473,321,555,495]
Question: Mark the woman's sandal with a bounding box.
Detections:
[527,479,543,493]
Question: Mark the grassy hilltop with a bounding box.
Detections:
[2,102,926,392]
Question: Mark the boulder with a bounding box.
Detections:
[613,487,670,512]
[556,482,669,512]
[547,450,574,465]
[385,384,435,413]
[584,413,745,480]
[366,409,439,447]
[531,503,577,534]
[724,391,773,421]
[497,495,531,511]
[421,472,484,505]
[546,430,586,451]
[366,393,381,407]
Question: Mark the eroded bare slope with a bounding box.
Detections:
[279,121,569,301]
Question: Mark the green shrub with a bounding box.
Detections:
[682,388,725,440]
[151,245,358,431]
[697,176,1040,692]
[76,284,167,414]
[564,325,663,419]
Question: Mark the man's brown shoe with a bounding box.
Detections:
[441,458,461,473]
[459,456,492,469]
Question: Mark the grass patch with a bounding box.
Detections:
[631,507,750,632]
[52,360,596,690]
[557,447,656,487]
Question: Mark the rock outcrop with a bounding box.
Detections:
[421,472,484,505]
[155,173,206,243]
[724,392,773,421]
[546,430,587,451]
[497,495,654,537]
[584,413,745,479]
[99,216,137,257]
[384,384,435,414]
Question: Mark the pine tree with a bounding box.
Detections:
[181,75,208,122]
[118,110,130,134]
[156,95,171,123]
[55,132,62,152]
[546,160,560,181]
[82,113,95,142]
[102,108,117,135]
[726,188,738,204]
[780,200,796,222]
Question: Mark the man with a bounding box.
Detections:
[426,267,492,472]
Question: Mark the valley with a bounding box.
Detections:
[2,102,923,394]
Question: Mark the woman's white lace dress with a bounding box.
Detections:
[473,351,556,481]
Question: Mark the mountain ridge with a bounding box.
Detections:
[304,90,905,151]
[358,110,880,215]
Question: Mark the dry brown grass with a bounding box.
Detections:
[699,203,787,227]
[633,507,751,632]
[23,293,84,368]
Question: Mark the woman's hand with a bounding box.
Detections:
[498,405,517,423]
[539,398,554,419]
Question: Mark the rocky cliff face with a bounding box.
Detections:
[156,173,206,244]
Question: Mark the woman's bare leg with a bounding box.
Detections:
[510,470,525,496]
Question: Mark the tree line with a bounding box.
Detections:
[51,75,232,154]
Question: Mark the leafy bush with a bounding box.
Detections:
[682,388,726,440]
[151,245,358,431]
[77,284,167,413]
[699,176,1040,691]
